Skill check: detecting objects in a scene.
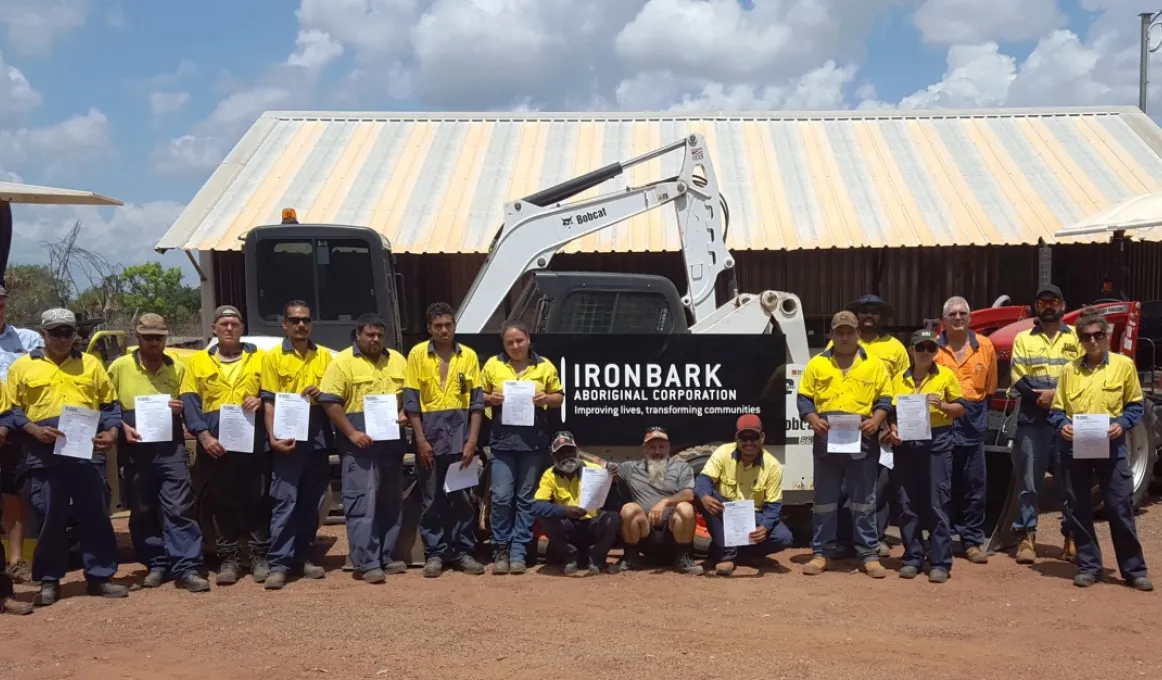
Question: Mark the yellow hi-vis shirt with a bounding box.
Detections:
[1050,352,1144,460]
[178,343,265,442]
[891,363,965,430]
[698,443,783,505]
[402,340,484,457]
[318,343,408,453]
[107,350,187,463]
[480,352,562,453]
[1010,323,1082,423]
[260,339,335,451]
[826,335,909,378]
[534,460,605,519]
[798,347,893,417]
[5,349,120,467]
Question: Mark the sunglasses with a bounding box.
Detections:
[737,431,761,442]
[1035,298,1061,309]
[1079,331,1106,342]
[286,316,312,325]
[946,311,969,318]
[139,334,166,343]
[47,327,76,339]
[913,343,938,353]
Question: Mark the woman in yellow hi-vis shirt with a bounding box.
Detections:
[1049,311,1152,591]
[480,322,563,575]
[882,329,966,584]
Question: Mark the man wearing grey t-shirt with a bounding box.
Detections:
[607,426,703,575]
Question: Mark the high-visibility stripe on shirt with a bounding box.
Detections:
[1010,324,1083,423]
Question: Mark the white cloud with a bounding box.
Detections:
[148,91,190,116]
[913,0,1067,45]
[0,0,89,57]
[0,50,41,124]
[287,29,344,70]
[0,108,114,177]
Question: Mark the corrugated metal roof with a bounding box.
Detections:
[156,106,1162,254]
[0,181,122,205]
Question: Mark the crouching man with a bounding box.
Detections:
[695,415,794,577]
[532,431,619,576]
[607,426,702,575]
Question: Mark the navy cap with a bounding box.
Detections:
[1036,284,1063,299]
[846,294,894,318]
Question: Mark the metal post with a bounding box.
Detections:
[1141,11,1162,114]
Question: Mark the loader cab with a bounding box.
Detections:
[507,271,689,334]
[243,223,404,350]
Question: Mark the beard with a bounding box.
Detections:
[1038,307,1061,323]
[646,458,668,485]
[553,456,580,475]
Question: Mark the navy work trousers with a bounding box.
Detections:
[951,442,987,549]
[1061,455,1147,582]
[698,491,793,562]
[268,444,330,573]
[541,512,619,567]
[125,460,203,578]
[418,455,477,562]
[1012,423,1068,537]
[28,463,117,583]
[896,446,954,572]
[341,450,403,573]
[813,441,880,562]
[198,449,272,563]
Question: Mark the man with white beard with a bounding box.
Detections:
[606,426,702,575]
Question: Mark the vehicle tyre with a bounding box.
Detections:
[1126,410,1158,511]
[674,443,724,555]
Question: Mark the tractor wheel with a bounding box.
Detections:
[674,442,725,556]
[1126,408,1158,511]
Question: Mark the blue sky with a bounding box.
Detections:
[0,0,1153,283]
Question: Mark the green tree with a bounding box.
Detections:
[120,262,199,322]
[4,264,67,325]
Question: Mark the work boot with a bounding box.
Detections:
[878,542,891,558]
[1,596,33,615]
[1015,532,1036,564]
[898,565,920,579]
[251,557,271,583]
[86,579,129,598]
[1074,573,1098,588]
[177,573,211,593]
[674,549,705,576]
[492,551,510,575]
[965,546,989,564]
[456,555,485,575]
[620,545,641,572]
[928,568,949,584]
[862,560,888,579]
[563,561,579,576]
[802,555,830,576]
[264,572,287,590]
[361,568,387,584]
[581,565,600,577]
[382,560,408,575]
[301,562,325,579]
[1062,536,1077,563]
[6,560,32,584]
[216,561,240,586]
[714,561,736,577]
[422,557,444,578]
[142,568,168,588]
[35,581,59,606]
[1128,576,1154,592]
[509,560,528,575]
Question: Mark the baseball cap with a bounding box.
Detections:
[214,305,242,322]
[550,431,578,453]
[735,414,763,435]
[643,426,669,444]
[1036,284,1063,299]
[41,308,77,330]
[136,313,170,336]
[910,328,938,346]
[831,311,859,329]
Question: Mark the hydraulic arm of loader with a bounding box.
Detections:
[455,134,734,333]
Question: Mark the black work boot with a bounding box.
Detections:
[456,555,485,575]
[674,546,704,576]
[216,559,240,586]
[250,556,271,583]
[422,557,443,578]
[142,568,168,588]
[86,578,129,598]
[35,581,59,606]
[492,547,510,575]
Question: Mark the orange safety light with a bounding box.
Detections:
[281,208,297,222]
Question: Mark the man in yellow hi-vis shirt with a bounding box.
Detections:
[180,305,269,586]
[1049,312,1152,591]
[319,313,409,585]
[1009,284,1080,564]
[108,313,208,593]
[798,311,892,579]
[260,300,333,590]
[6,309,126,605]
[404,302,485,578]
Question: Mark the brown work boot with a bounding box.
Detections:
[801,555,829,576]
[1061,536,1077,563]
[714,561,736,577]
[965,546,989,564]
[1015,532,1036,564]
[862,560,888,579]
[6,560,32,584]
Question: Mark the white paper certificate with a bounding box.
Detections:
[133,394,173,443]
[52,404,100,460]
[827,414,862,453]
[273,393,311,441]
[723,500,757,547]
[500,380,536,427]
[879,443,895,470]
[579,466,612,511]
[897,394,933,442]
[218,404,256,453]
[1072,413,1111,460]
[444,458,482,493]
[363,394,400,441]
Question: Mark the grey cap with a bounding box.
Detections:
[41,308,77,329]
